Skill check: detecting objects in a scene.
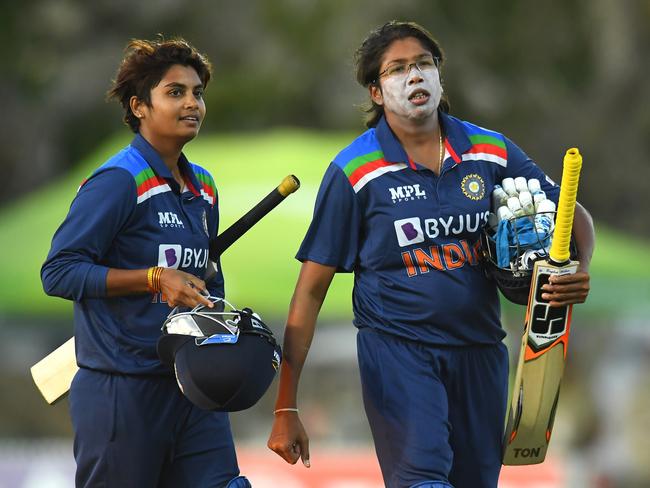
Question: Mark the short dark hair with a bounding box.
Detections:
[355,21,450,128]
[107,37,212,133]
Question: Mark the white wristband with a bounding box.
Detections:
[274,408,299,414]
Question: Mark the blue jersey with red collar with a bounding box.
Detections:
[41,134,224,375]
[297,112,560,345]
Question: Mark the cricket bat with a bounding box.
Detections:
[502,148,582,465]
[30,337,77,405]
[31,175,300,405]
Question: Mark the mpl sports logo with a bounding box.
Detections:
[158,211,184,229]
[388,184,427,203]
[158,244,209,269]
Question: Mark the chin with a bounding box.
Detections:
[407,106,436,121]
[178,129,200,142]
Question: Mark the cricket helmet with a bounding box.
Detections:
[157,297,282,412]
[479,217,553,306]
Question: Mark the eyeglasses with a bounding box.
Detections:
[376,56,439,81]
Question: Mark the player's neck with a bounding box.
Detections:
[138,132,186,186]
[386,112,440,146]
[386,113,443,172]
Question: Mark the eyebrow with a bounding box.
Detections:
[384,53,434,65]
[162,81,204,89]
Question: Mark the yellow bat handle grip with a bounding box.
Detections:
[549,148,582,264]
[278,175,301,196]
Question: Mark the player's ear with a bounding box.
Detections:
[130,96,146,119]
[369,84,383,106]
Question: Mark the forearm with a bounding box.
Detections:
[107,267,213,309]
[274,261,335,409]
[572,202,595,272]
[275,297,322,408]
[106,268,150,297]
[42,258,151,300]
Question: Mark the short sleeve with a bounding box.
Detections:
[503,137,560,204]
[296,163,362,272]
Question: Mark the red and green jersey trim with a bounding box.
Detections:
[189,163,216,206]
[78,149,172,204]
[341,150,407,193]
[133,167,171,204]
[77,148,218,206]
[460,125,508,167]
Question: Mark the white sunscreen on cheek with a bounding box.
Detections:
[381,68,442,119]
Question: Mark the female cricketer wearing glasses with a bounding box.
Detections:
[268,21,594,488]
[41,38,250,488]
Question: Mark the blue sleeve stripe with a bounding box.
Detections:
[332,129,380,169]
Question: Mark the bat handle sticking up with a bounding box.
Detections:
[549,148,582,265]
[209,175,300,260]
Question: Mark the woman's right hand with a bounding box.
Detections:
[159,268,214,309]
[267,411,311,467]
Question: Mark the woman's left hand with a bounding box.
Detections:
[541,269,590,307]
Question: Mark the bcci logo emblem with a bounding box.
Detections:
[461,174,485,201]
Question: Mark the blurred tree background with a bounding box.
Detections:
[1,1,650,486]
[2,0,649,235]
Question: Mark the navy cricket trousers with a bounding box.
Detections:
[357,328,509,488]
[70,368,241,488]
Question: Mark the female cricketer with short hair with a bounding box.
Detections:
[267,21,595,488]
[42,38,250,488]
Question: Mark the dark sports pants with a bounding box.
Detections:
[70,368,241,488]
[357,328,509,488]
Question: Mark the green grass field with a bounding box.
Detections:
[0,129,648,319]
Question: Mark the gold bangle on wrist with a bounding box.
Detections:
[154,267,163,292]
[157,267,163,290]
[146,267,154,292]
[147,266,163,293]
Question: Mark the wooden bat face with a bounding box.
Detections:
[30,337,77,404]
[525,261,577,357]
[502,259,577,465]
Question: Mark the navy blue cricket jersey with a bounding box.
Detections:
[297,112,560,345]
[42,134,224,375]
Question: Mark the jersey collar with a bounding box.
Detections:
[130,133,202,196]
[375,116,410,165]
[440,111,472,164]
[375,110,473,167]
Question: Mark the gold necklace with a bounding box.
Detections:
[438,129,444,175]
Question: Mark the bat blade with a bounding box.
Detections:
[502,148,582,465]
[32,175,300,405]
[502,259,577,464]
[30,337,77,404]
